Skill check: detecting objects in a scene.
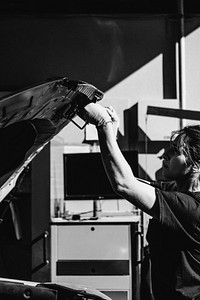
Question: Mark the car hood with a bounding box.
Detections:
[0,77,103,201]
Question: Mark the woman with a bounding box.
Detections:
[78,102,200,300]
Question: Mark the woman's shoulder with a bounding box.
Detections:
[185,191,200,202]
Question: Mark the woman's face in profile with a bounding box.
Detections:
[161,135,191,180]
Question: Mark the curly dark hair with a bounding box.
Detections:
[171,125,200,167]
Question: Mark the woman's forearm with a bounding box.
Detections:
[97,122,137,194]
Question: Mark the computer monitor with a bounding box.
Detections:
[63,151,138,200]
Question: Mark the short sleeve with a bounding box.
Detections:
[155,189,200,242]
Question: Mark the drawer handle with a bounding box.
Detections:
[91,227,95,231]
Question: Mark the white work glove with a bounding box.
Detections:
[78,103,120,138]
[78,103,112,127]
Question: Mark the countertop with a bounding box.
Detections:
[51,213,140,225]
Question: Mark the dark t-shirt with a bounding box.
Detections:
[146,189,200,300]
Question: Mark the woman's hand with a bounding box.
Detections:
[78,103,112,127]
[78,103,120,138]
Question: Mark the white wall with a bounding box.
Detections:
[185,21,200,115]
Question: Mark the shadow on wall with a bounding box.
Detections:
[0,13,200,98]
[117,103,171,181]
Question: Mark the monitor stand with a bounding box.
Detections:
[90,199,99,220]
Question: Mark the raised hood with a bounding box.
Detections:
[0,77,103,201]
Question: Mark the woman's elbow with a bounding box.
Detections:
[112,182,128,198]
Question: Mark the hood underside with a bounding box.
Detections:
[0,77,103,201]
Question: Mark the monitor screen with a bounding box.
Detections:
[63,150,138,200]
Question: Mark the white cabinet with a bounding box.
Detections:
[51,217,141,300]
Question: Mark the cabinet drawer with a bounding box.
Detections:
[57,225,130,259]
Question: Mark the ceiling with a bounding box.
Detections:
[0,0,200,16]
